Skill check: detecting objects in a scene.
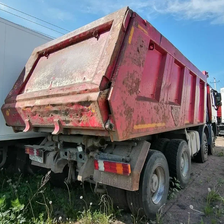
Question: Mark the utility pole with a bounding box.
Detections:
[211,77,220,90]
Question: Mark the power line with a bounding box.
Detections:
[0,7,66,35]
[0,2,70,32]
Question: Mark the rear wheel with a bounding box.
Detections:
[208,130,215,155]
[195,133,208,163]
[151,138,170,153]
[165,140,191,188]
[126,150,169,219]
[107,186,129,211]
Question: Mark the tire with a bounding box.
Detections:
[0,146,8,169]
[151,138,170,153]
[164,140,191,188]
[107,186,129,211]
[126,150,169,219]
[195,133,208,163]
[208,130,215,155]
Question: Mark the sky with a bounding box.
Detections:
[0,0,224,91]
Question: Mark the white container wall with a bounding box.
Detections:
[0,17,52,141]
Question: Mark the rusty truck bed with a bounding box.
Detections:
[2,7,207,141]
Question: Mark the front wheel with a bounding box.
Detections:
[126,150,169,219]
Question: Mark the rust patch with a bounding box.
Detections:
[122,71,140,95]
[128,37,147,68]
[122,103,134,139]
[171,105,180,126]
[154,105,160,115]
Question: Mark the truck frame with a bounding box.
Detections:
[1,7,221,218]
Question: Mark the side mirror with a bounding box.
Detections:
[214,92,222,107]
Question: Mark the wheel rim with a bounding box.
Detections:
[180,151,189,177]
[150,166,165,205]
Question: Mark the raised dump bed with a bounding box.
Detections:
[2,7,207,141]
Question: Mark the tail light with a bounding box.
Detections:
[94,159,131,176]
[25,147,43,157]
[25,147,44,163]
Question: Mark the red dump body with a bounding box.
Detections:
[2,7,207,141]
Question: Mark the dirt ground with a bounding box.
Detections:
[162,136,224,224]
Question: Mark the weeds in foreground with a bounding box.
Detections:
[168,177,181,200]
[148,212,163,224]
[203,187,224,217]
[78,209,113,224]
[131,213,146,224]
[0,169,120,224]
[217,151,224,157]
[78,194,113,224]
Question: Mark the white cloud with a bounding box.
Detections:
[153,0,224,24]
[79,0,224,24]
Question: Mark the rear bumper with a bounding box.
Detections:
[2,91,109,135]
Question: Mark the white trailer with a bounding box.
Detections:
[0,17,52,168]
[0,17,52,141]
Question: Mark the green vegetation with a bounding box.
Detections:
[217,151,224,157]
[2,168,224,224]
[168,177,182,200]
[202,186,224,221]
[0,169,117,224]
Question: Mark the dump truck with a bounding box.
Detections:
[1,7,221,218]
[0,17,51,170]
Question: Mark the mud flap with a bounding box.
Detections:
[93,141,150,191]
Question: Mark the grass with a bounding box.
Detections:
[203,186,224,218]
[0,168,166,224]
[0,169,116,224]
[0,168,167,224]
[3,168,223,224]
[168,177,181,200]
[217,151,224,157]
